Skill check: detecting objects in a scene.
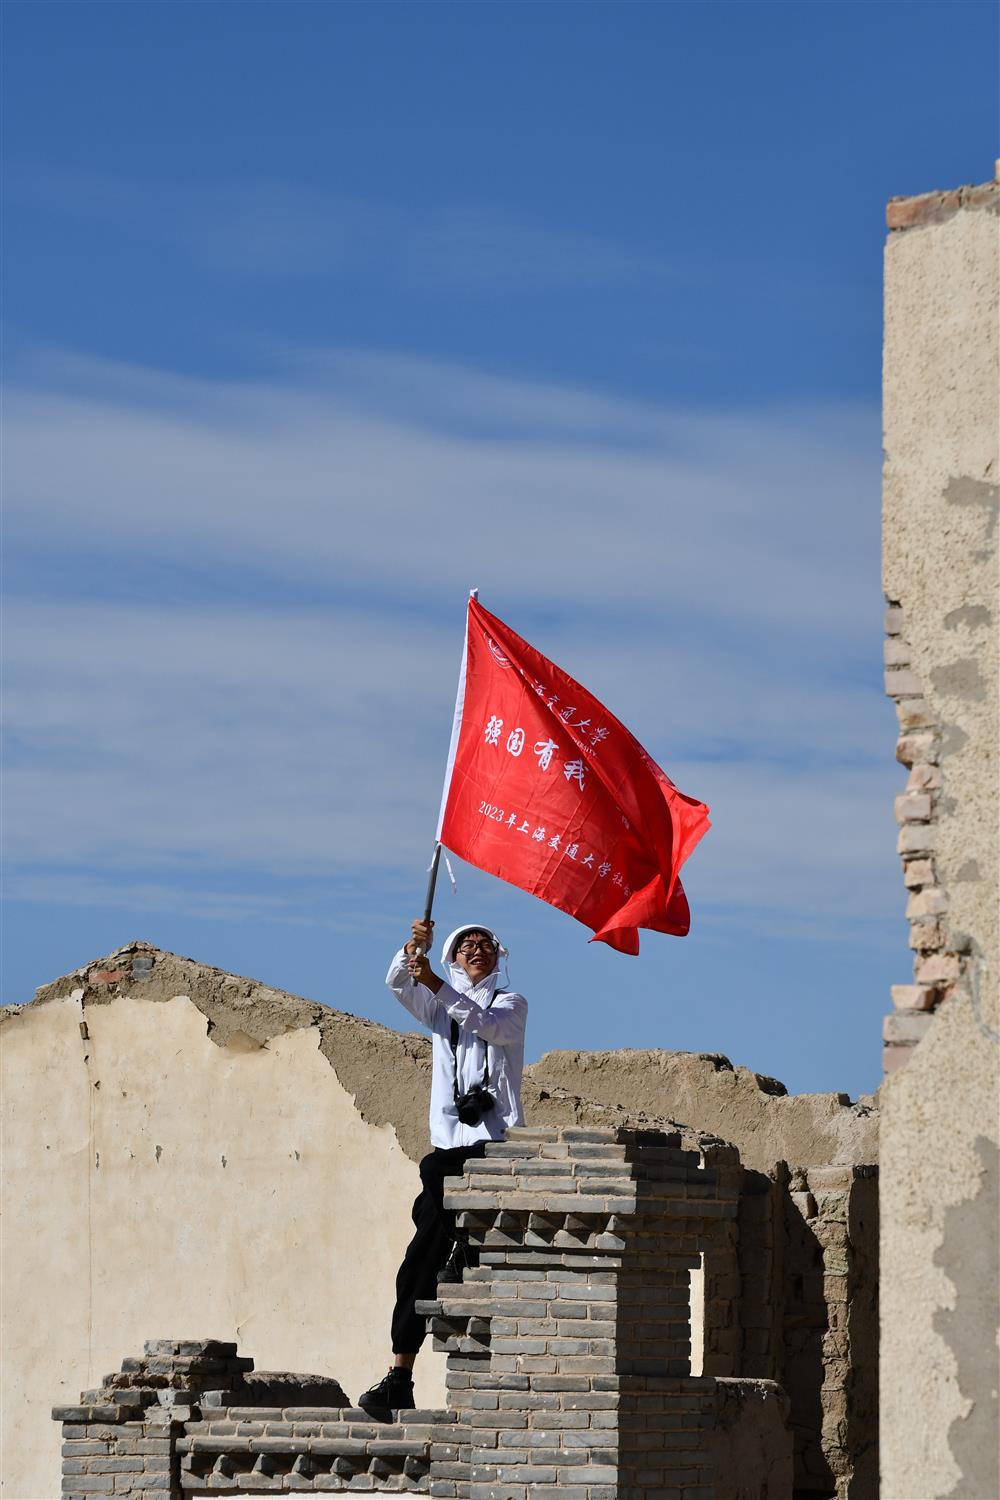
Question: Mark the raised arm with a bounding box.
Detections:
[438,985,528,1047]
[385,947,443,1030]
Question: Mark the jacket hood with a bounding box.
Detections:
[439,922,507,1003]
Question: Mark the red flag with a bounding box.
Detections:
[436,598,710,955]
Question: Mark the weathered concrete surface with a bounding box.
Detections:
[527,1047,878,1173]
[880,171,1000,1500]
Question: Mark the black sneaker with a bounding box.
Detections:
[357,1367,415,1420]
[438,1236,476,1285]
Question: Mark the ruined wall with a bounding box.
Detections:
[528,1050,878,1174]
[51,1128,796,1500]
[698,1160,876,1499]
[3,940,879,1500]
[880,172,999,1499]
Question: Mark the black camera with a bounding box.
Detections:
[454,1084,496,1126]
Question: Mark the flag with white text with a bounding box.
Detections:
[436,598,710,954]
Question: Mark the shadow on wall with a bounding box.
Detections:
[933,1135,1000,1500]
[728,1164,879,1500]
[783,1195,833,1498]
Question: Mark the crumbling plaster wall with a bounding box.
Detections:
[880,173,999,1500]
[0,980,443,1500]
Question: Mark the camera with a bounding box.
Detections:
[454,1084,496,1126]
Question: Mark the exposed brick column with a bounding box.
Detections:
[883,601,971,1074]
[696,1144,744,1381]
[779,1166,878,1500]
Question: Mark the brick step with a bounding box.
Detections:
[483,1144,699,1170]
[183,1407,454,1434]
[178,1444,435,1492]
[452,1164,710,1188]
[474,1141,697,1159]
[450,1176,721,1202]
[501,1126,686,1146]
[177,1418,458,1492]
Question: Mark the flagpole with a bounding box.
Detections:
[423,843,442,925]
[409,842,441,980]
[412,589,476,979]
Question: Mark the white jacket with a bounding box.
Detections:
[385,923,527,1150]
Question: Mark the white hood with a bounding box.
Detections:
[439,922,507,1004]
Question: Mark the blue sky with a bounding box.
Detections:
[3,1,996,1098]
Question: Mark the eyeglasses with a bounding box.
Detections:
[457,940,497,955]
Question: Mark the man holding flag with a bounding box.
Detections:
[357,918,527,1418]
[357,592,708,1416]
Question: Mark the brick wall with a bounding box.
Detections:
[54,1126,796,1500]
[882,602,974,1074]
[701,1161,878,1499]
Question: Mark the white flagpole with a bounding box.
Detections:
[411,588,478,975]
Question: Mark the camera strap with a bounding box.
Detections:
[449,993,500,1105]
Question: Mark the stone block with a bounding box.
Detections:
[894,792,932,822]
[886,187,962,229]
[891,984,938,1011]
[902,857,936,889]
[909,919,944,951]
[916,952,963,984]
[906,762,941,791]
[896,730,938,765]
[884,669,923,698]
[905,887,948,918]
[897,823,937,855]
[883,1012,934,1044]
[895,697,937,730]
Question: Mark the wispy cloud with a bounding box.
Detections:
[7,347,881,647]
[10,169,665,288]
[3,347,899,943]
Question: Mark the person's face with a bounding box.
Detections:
[453,931,498,982]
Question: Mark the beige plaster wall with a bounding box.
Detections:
[0,991,444,1500]
[880,178,999,1499]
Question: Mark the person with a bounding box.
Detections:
[356,917,528,1417]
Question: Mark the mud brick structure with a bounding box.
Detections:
[53,1126,794,1500]
[700,1159,876,1499]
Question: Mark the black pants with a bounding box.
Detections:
[390,1143,487,1354]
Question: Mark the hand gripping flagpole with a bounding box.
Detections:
[410,588,477,980]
